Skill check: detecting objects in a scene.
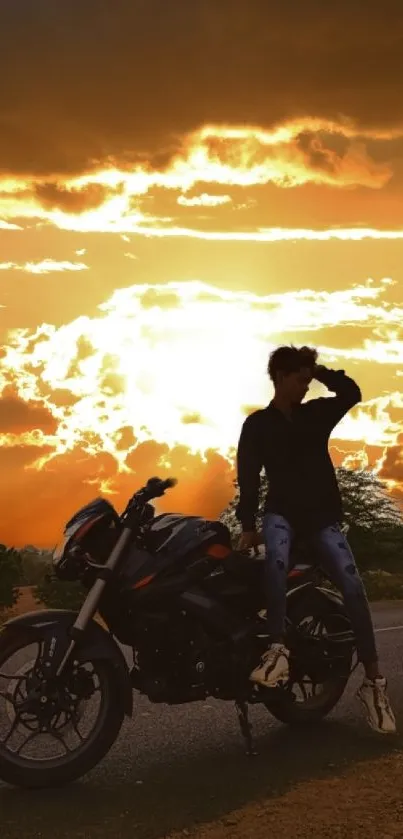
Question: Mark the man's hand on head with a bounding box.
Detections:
[313,363,327,379]
[314,363,347,383]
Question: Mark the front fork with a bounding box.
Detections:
[53,527,134,676]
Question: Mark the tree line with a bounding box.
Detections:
[0,545,84,616]
[0,467,402,618]
[220,467,403,570]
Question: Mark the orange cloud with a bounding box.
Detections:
[1,280,402,474]
[0,439,234,548]
[0,278,401,546]
[0,120,399,236]
[376,433,403,507]
[0,272,403,545]
[0,444,117,547]
[188,123,392,189]
[379,433,403,483]
[33,182,114,214]
[0,387,57,434]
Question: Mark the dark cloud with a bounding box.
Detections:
[378,434,403,511]
[379,433,403,483]
[33,182,114,214]
[1,0,403,176]
[0,387,58,433]
[0,443,55,471]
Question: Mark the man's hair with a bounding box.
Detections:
[267,344,318,383]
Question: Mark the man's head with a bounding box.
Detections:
[268,345,318,405]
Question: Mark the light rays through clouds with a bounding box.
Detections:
[1,0,403,546]
[1,280,402,473]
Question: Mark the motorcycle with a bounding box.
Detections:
[0,476,355,788]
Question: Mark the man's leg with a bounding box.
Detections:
[249,513,293,688]
[311,524,396,734]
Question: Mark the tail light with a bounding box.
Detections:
[206,543,231,559]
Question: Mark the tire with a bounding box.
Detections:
[263,591,353,727]
[0,629,126,789]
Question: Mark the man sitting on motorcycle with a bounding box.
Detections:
[236,344,396,735]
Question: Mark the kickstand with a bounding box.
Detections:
[235,701,258,756]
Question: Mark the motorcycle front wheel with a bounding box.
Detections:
[0,628,125,788]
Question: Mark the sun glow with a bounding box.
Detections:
[1,281,402,473]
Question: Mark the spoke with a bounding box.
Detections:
[72,722,85,743]
[0,671,26,682]
[50,730,72,754]
[25,643,43,678]
[1,711,24,746]
[15,723,72,757]
[52,711,65,731]
[0,690,16,704]
[15,730,42,756]
[298,681,309,701]
[299,677,318,688]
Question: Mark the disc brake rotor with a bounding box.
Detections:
[5,660,34,724]
[5,660,88,733]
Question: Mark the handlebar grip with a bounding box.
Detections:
[144,476,178,498]
[124,475,179,522]
[164,477,178,489]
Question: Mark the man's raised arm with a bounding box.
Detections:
[314,364,362,430]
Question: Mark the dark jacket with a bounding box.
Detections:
[235,367,361,533]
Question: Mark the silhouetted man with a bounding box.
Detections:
[236,344,396,735]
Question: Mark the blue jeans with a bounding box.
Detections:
[263,513,377,664]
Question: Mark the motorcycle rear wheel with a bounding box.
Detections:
[263,593,354,726]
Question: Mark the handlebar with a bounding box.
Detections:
[124,475,178,518]
[144,476,178,499]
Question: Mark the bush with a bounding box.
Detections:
[0,545,22,614]
[19,551,52,585]
[34,572,85,611]
[362,570,403,602]
[220,468,403,576]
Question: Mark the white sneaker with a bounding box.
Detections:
[249,643,290,688]
[357,676,397,735]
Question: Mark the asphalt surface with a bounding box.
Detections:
[2,601,403,839]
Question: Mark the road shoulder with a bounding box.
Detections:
[169,750,403,839]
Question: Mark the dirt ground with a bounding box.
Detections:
[10,586,41,615]
[169,751,403,839]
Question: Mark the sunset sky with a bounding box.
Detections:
[0,0,402,547]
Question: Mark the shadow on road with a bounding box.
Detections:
[1,720,402,839]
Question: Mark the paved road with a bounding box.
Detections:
[2,602,403,839]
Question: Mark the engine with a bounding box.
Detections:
[130,609,227,703]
